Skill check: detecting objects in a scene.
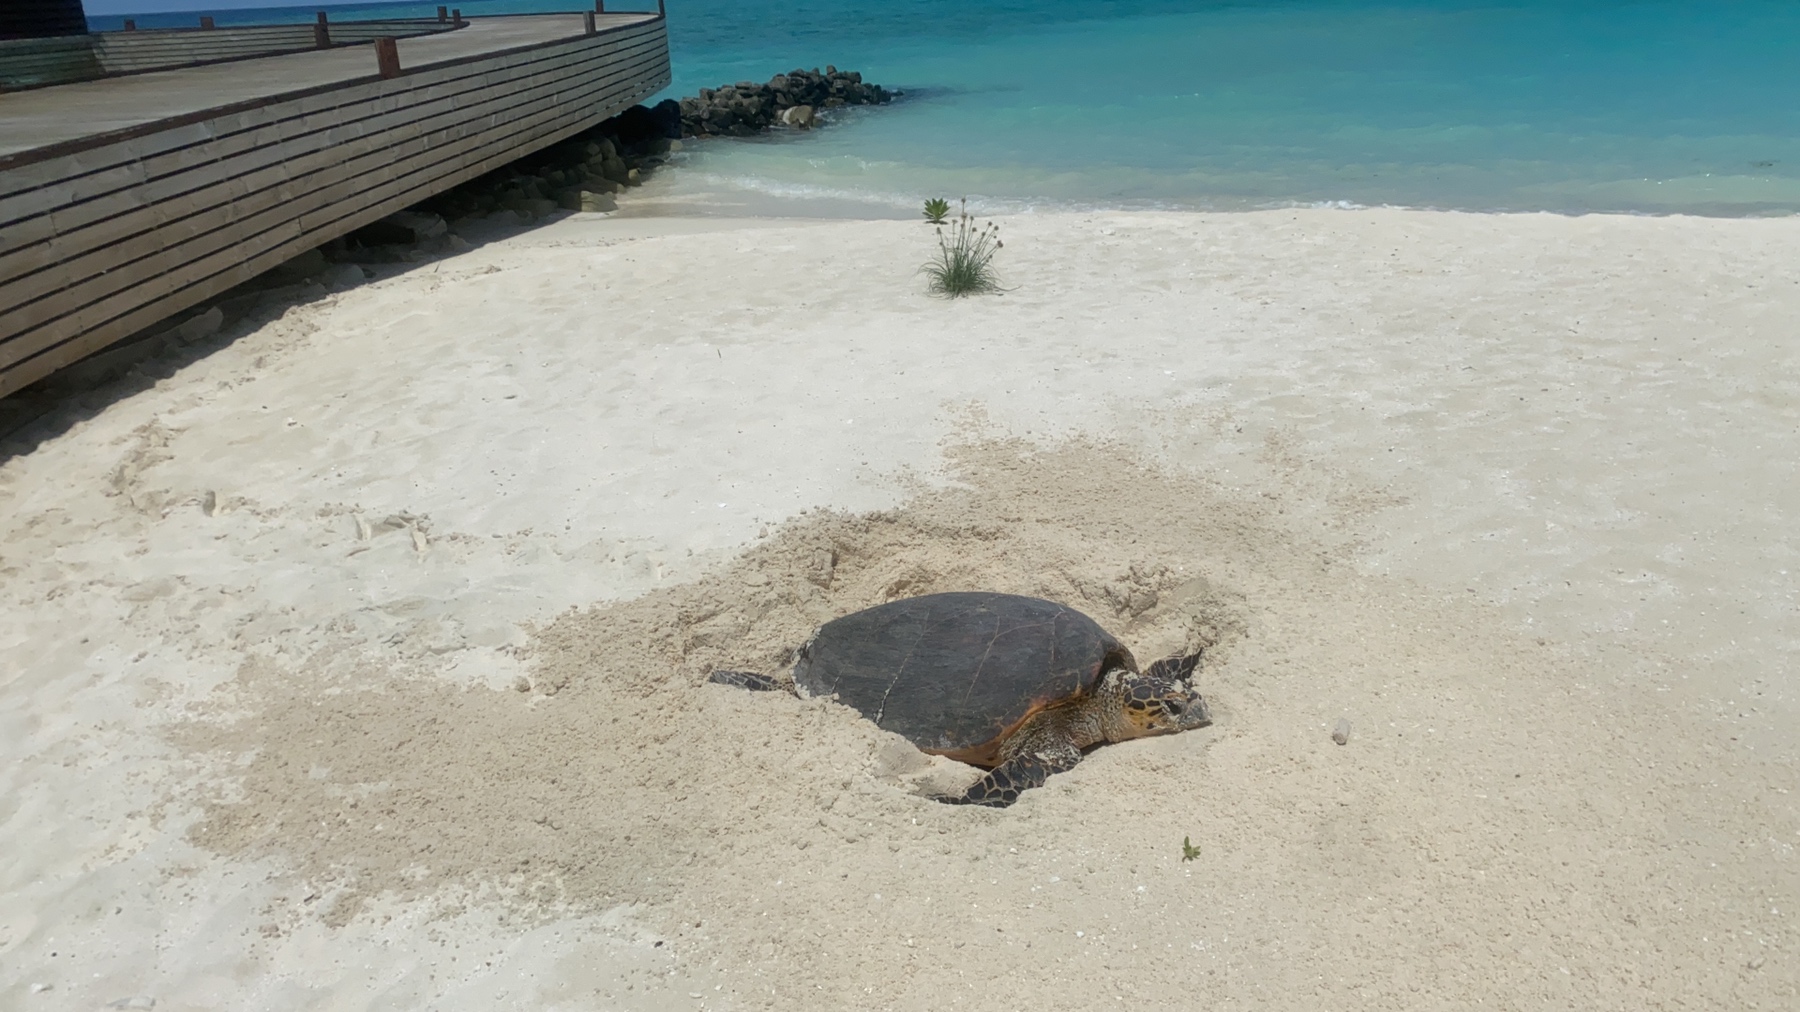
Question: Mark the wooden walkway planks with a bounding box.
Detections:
[1,19,469,89]
[0,14,670,397]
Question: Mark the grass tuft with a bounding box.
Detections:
[922,199,1005,297]
[922,197,951,224]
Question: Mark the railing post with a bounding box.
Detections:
[437,6,447,21]
[658,0,666,16]
[123,19,136,30]
[584,11,596,35]
[315,12,330,49]
[199,15,215,29]
[452,9,463,26]
[374,37,402,79]
[595,1,605,12]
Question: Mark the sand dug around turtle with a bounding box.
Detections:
[174,437,1792,1010]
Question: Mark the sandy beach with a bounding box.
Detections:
[1,206,1796,1009]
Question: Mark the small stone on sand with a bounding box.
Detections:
[1332,718,1351,745]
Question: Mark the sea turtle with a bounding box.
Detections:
[710,591,1213,807]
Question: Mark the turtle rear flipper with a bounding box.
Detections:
[709,670,788,692]
[941,744,1082,808]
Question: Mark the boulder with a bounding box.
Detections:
[325,263,368,289]
[605,98,683,145]
[173,305,224,344]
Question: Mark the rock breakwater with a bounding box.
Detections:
[679,65,894,137]
[408,66,892,227]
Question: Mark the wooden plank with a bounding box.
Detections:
[0,25,662,239]
[0,15,661,174]
[0,32,662,296]
[0,18,668,393]
[0,19,663,199]
[29,55,665,350]
[0,42,667,374]
[1,68,664,389]
[0,82,656,386]
[0,23,664,222]
[3,45,663,341]
[0,20,662,209]
[0,28,661,286]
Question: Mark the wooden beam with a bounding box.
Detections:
[374,37,401,79]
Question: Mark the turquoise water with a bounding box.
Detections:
[89,1,1800,215]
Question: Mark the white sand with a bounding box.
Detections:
[1,208,1796,1009]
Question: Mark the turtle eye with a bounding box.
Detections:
[1164,700,1185,717]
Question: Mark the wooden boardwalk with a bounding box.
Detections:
[0,13,670,397]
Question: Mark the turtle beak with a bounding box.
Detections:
[1178,693,1213,729]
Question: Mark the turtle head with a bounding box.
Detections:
[1103,661,1212,741]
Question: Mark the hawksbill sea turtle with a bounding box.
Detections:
[711,591,1213,807]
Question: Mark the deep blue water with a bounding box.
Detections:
[85,1,1800,215]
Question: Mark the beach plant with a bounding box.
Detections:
[922,197,951,224]
[922,199,1005,297]
[1181,836,1201,861]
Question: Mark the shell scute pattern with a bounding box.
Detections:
[792,592,1135,763]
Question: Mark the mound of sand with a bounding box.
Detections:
[177,438,1789,1009]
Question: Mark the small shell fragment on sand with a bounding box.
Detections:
[202,491,218,517]
[1332,718,1352,745]
[411,528,429,553]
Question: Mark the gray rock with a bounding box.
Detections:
[325,263,367,289]
[173,306,223,343]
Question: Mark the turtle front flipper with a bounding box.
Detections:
[1144,651,1202,682]
[942,745,1082,808]
[708,670,787,692]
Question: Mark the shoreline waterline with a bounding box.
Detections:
[618,162,1800,222]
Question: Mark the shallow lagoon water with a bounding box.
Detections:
[90,0,1800,214]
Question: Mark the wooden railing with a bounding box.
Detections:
[0,11,469,91]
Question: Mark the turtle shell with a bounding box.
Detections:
[791,592,1137,766]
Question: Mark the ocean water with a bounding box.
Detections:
[88,1,1800,215]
